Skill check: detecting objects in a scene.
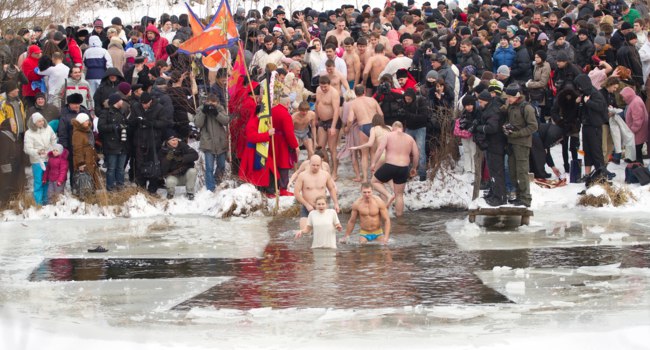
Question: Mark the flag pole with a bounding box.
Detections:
[267,73,280,213]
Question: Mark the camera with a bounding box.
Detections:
[459,118,472,130]
[377,82,391,95]
[120,125,127,142]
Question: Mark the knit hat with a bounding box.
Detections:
[507,25,518,36]
[556,52,569,62]
[426,70,439,81]
[535,50,547,61]
[76,113,90,124]
[462,95,477,106]
[108,93,122,106]
[488,79,504,93]
[561,17,572,27]
[53,31,65,42]
[498,20,509,29]
[154,77,167,86]
[125,48,138,58]
[504,84,522,98]
[35,92,46,100]
[53,144,64,154]
[3,80,18,93]
[462,65,476,77]
[67,93,83,105]
[497,65,510,77]
[404,87,417,99]
[165,130,179,142]
[594,35,607,46]
[111,17,123,26]
[621,22,633,31]
[93,19,104,28]
[537,32,549,41]
[578,28,589,36]
[478,90,492,101]
[117,82,131,95]
[554,30,566,41]
[31,112,45,125]
[460,26,471,36]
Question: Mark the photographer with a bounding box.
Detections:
[375,74,405,126]
[194,94,230,192]
[160,132,198,200]
[98,93,129,191]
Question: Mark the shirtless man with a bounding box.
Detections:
[324,60,348,96]
[362,43,390,95]
[356,37,371,75]
[342,37,361,89]
[341,183,391,245]
[346,85,383,182]
[294,155,339,231]
[315,75,341,179]
[289,149,331,186]
[325,17,351,47]
[292,101,317,158]
[371,121,419,217]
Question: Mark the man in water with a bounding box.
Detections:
[294,154,340,231]
[371,121,419,217]
[341,183,391,245]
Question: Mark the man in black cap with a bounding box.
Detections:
[123,56,152,89]
[546,31,574,69]
[611,21,633,50]
[551,52,582,93]
[431,54,456,96]
[160,131,198,200]
[573,74,608,178]
[503,84,538,207]
[130,91,172,194]
[474,90,508,206]
[98,93,129,191]
[94,67,125,115]
[574,28,595,69]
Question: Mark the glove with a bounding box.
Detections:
[525,80,532,88]
[166,152,175,161]
[140,118,153,127]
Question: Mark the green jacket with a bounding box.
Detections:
[506,101,538,148]
[623,9,640,25]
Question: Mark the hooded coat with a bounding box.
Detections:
[574,74,608,127]
[107,40,126,75]
[143,25,169,61]
[21,45,42,98]
[43,148,69,184]
[93,67,125,115]
[83,36,113,80]
[621,87,649,145]
[23,114,57,164]
[0,119,22,204]
[71,118,99,185]
[552,86,582,135]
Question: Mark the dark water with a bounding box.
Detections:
[29,210,650,310]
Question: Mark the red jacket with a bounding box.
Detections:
[21,45,42,97]
[143,25,169,62]
[43,149,69,184]
[239,115,271,187]
[268,104,299,172]
[230,94,257,160]
[66,38,83,69]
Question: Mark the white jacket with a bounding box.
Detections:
[639,41,650,87]
[24,125,57,164]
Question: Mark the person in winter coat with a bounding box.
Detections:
[63,66,94,113]
[530,122,564,179]
[525,50,552,111]
[83,36,113,97]
[107,37,125,75]
[43,144,69,198]
[552,53,582,93]
[268,96,300,195]
[71,113,99,191]
[98,94,129,191]
[617,33,644,89]
[230,80,258,176]
[551,84,582,173]
[574,74,608,175]
[574,29,595,69]
[0,119,23,206]
[457,40,485,76]
[510,36,532,85]
[20,45,42,107]
[129,92,173,193]
[123,56,152,90]
[195,94,230,192]
[492,37,515,73]
[620,87,649,163]
[24,112,57,205]
[168,71,198,139]
[26,92,58,129]
[90,19,109,49]
[474,91,507,206]
[504,84,538,207]
[93,67,124,116]
[402,87,429,181]
[239,104,273,191]
[143,25,169,62]
[459,95,480,174]
[546,31,575,69]
[160,132,198,200]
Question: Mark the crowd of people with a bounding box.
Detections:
[1,0,650,242]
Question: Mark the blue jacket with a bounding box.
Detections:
[492,45,516,73]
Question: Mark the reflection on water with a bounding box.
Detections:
[29,210,650,310]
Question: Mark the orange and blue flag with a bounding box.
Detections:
[179,0,239,55]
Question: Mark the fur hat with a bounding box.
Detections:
[67,93,83,105]
[31,112,45,125]
[75,113,90,124]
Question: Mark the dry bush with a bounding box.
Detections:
[1,191,37,215]
[427,107,459,180]
[278,203,300,218]
[82,186,159,207]
[578,183,636,207]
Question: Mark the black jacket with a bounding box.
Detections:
[553,63,582,92]
[129,100,173,158]
[511,46,532,82]
[574,39,595,68]
[160,141,198,177]
[617,42,644,88]
[403,95,430,130]
[475,97,507,154]
[123,64,152,89]
[551,86,582,135]
[93,67,125,115]
[574,74,608,127]
[457,47,485,75]
[98,106,129,155]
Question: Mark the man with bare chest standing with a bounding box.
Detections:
[371,121,419,217]
[346,85,383,182]
[342,183,391,245]
[294,155,339,231]
[315,75,341,180]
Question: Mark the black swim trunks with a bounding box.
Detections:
[318,118,343,130]
[374,163,410,185]
[300,204,310,218]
